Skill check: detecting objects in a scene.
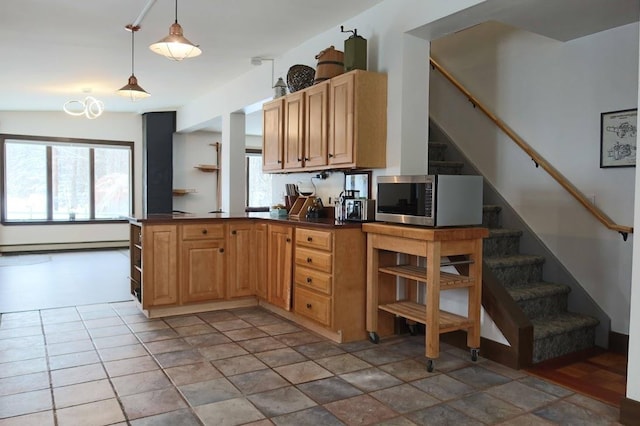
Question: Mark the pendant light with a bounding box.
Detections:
[149,0,201,61]
[117,25,150,101]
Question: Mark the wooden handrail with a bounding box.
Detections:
[430,57,633,240]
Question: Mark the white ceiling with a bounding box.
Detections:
[2,0,638,136]
[0,0,382,117]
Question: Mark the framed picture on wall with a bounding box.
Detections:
[600,108,637,168]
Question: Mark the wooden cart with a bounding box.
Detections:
[362,223,488,372]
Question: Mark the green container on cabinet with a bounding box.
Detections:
[344,34,367,71]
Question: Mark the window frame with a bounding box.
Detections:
[245,148,273,210]
[1,133,135,225]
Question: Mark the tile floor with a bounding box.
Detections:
[0,303,623,425]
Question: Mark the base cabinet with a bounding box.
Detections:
[181,240,226,303]
[254,223,269,300]
[267,224,294,311]
[228,222,266,298]
[131,220,366,342]
[293,227,366,342]
[142,224,178,309]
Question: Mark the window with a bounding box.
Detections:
[246,149,272,208]
[1,134,134,223]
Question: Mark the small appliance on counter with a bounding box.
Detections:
[344,198,376,222]
[376,174,483,227]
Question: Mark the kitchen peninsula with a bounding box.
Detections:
[129,212,367,343]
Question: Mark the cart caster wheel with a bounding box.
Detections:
[368,332,379,344]
[408,324,417,336]
[471,348,479,362]
[426,359,434,372]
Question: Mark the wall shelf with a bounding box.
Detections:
[194,165,219,172]
[172,188,197,196]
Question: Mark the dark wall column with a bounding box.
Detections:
[143,111,176,214]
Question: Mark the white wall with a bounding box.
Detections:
[0,111,142,250]
[430,21,639,333]
[172,131,221,214]
[625,17,640,405]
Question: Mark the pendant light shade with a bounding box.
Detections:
[149,0,201,61]
[117,25,150,101]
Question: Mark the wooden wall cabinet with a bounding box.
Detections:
[283,92,305,170]
[328,70,387,169]
[305,81,329,169]
[141,224,178,309]
[262,70,386,173]
[180,223,226,303]
[293,226,367,342]
[267,224,294,310]
[262,98,284,172]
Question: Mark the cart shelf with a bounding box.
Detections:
[378,265,476,289]
[378,301,474,333]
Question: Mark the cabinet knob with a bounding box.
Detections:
[306,303,312,309]
[231,230,237,235]
[219,248,225,253]
[304,157,310,161]
[307,237,313,242]
[286,238,291,243]
[202,229,208,235]
[277,160,282,164]
[306,257,312,263]
[298,158,302,162]
[328,153,334,158]
[306,277,312,283]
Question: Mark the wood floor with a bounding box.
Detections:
[526,347,627,407]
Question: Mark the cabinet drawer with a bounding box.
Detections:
[295,266,332,295]
[294,287,331,326]
[295,247,332,273]
[182,223,225,240]
[295,228,333,251]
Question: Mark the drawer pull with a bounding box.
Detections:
[306,277,312,283]
[231,230,237,235]
[307,236,313,242]
[306,257,312,263]
[306,303,312,309]
[202,229,208,235]
[219,248,225,253]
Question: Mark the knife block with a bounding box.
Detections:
[288,196,315,219]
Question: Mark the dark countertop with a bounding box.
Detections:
[128,211,365,229]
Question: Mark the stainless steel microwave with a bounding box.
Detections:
[376,175,483,227]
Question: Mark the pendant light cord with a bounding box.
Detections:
[174,0,178,24]
[131,30,135,75]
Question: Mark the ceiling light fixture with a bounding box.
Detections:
[149,0,201,61]
[117,25,150,101]
[63,96,104,119]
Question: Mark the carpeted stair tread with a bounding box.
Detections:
[484,254,545,268]
[508,282,571,302]
[487,228,522,238]
[428,160,464,168]
[531,312,600,340]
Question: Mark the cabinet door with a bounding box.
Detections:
[305,81,329,168]
[228,222,255,298]
[254,223,268,300]
[262,99,284,171]
[142,225,178,308]
[328,72,355,166]
[181,240,226,303]
[267,224,293,310]
[283,92,305,170]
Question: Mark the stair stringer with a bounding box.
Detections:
[429,118,610,349]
